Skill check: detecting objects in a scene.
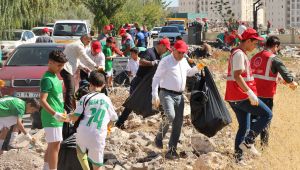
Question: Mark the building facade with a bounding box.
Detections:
[178,0,198,13]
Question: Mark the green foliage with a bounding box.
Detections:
[110,0,167,30]
[0,0,93,38]
[82,0,126,30]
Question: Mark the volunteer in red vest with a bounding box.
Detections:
[250,36,298,146]
[224,28,273,163]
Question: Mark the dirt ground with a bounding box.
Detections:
[0,52,299,170]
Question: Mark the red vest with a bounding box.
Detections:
[225,48,257,101]
[251,50,278,98]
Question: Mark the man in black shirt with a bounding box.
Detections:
[116,38,172,128]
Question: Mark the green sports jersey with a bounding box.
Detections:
[0,96,25,118]
[102,45,113,72]
[40,71,64,127]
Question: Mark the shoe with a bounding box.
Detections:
[165,149,179,160]
[154,137,163,149]
[236,159,248,166]
[239,141,261,157]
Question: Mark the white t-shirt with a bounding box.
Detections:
[86,49,106,70]
[74,93,118,132]
[232,50,247,71]
[126,58,139,77]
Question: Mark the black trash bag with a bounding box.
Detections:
[122,67,159,118]
[190,67,232,137]
[58,134,85,170]
[114,70,130,86]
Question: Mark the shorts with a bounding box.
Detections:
[44,127,63,143]
[106,70,113,77]
[0,116,17,129]
[76,126,107,167]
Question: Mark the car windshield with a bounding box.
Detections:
[160,27,179,33]
[153,28,161,31]
[53,23,87,36]
[1,31,22,41]
[6,46,65,66]
[170,25,184,31]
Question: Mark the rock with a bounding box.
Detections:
[129,132,139,139]
[193,152,229,170]
[191,134,216,154]
[147,119,157,126]
[134,137,149,146]
[123,163,131,170]
[105,165,114,170]
[128,118,143,128]
[132,162,148,170]
[114,164,125,170]
[185,165,193,170]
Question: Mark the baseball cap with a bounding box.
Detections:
[119,28,126,36]
[104,25,111,31]
[174,40,188,53]
[109,24,114,30]
[158,38,171,51]
[240,28,264,41]
[92,41,101,53]
[43,27,49,33]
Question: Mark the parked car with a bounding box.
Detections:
[0,43,65,99]
[150,27,162,38]
[0,30,36,58]
[169,24,186,35]
[52,20,90,44]
[158,26,181,44]
[32,27,54,36]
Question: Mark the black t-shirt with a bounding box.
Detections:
[136,47,160,78]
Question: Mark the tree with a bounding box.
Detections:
[82,0,126,30]
[0,0,92,38]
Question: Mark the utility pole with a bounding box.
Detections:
[253,0,263,30]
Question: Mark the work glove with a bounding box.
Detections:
[152,95,160,109]
[151,60,159,66]
[54,112,67,122]
[288,81,298,90]
[246,89,259,106]
[196,62,206,70]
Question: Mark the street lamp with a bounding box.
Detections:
[253,0,263,30]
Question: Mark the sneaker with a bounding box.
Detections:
[239,141,261,157]
[236,159,248,166]
[165,149,179,160]
[154,137,163,149]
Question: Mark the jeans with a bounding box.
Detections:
[60,69,75,113]
[156,90,184,149]
[229,99,273,157]
[115,76,142,127]
[251,97,274,145]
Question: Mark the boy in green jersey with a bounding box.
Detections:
[40,50,68,170]
[0,97,39,154]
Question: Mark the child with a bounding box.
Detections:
[70,70,118,170]
[126,47,140,82]
[102,37,114,88]
[0,97,39,154]
[40,50,68,170]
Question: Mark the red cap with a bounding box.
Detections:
[109,24,114,30]
[91,41,101,53]
[174,40,188,53]
[43,28,49,33]
[119,28,126,36]
[240,28,264,41]
[104,25,111,31]
[158,38,171,51]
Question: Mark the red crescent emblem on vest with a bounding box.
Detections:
[253,57,262,67]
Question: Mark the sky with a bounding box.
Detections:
[165,0,178,7]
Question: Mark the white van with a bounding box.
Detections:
[52,20,90,44]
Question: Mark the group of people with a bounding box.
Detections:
[224,28,298,164]
[0,23,299,170]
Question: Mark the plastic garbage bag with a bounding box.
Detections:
[190,67,232,137]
